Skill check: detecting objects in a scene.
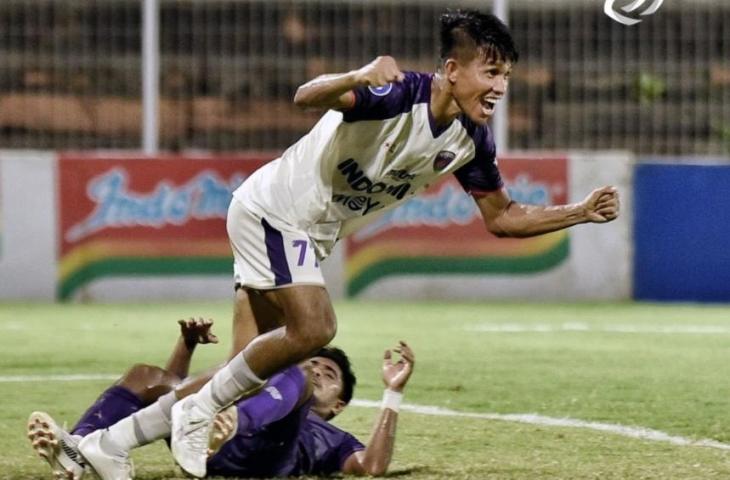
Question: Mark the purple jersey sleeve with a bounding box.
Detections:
[236,366,307,433]
[453,119,503,195]
[342,71,430,123]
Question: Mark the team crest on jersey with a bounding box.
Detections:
[368,84,393,96]
[433,151,456,172]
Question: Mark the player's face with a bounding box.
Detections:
[450,52,512,125]
[306,356,346,419]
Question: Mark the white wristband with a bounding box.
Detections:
[381,389,403,412]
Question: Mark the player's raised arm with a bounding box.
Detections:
[164,317,219,379]
[474,185,620,238]
[293,56,405,111]
[342,341,415,476]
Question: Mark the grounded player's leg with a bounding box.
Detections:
[27,411,86,480]
[77,365,182,480]
[172,285,336,477]
[28,364,178,480]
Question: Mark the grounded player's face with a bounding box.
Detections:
[306,356,346,419]
[449,53,512,125]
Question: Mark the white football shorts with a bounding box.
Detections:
[227,197,325,289]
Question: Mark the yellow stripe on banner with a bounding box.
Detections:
[346,231,567,279]
[59,239,231,282]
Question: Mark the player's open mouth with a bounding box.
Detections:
[481,98,497,115]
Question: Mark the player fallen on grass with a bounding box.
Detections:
[28,318,415,479]
[70,9,620,479]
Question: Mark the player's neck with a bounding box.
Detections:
[430,72,461,126]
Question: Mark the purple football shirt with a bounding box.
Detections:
[206,366,364,477]
[346,71,504,195]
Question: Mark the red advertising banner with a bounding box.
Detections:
[345,156,570,296]
[58,154,271,299]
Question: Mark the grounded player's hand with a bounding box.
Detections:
[382,341,415,393]
[178,317,219,350]
[354,56,405,87]
[582,186,619,223]
[208,405,238,457]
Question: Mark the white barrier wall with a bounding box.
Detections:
[0,151,632,301]
[0,151,57,300]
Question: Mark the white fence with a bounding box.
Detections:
[0,1,728,155]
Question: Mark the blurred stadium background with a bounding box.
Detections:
[0,0,728,302]
[1,0,729,153]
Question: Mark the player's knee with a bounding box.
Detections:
[318,315,337,344]
[289,312,337,352]
[126,363,163,379]
[119,364,180,389]
[117,364,161,392]
[306,321,337,349]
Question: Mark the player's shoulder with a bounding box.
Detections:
[457,114,496,153]
[364,71,430,101]
[343,71,432,122]
[400,70,432,101]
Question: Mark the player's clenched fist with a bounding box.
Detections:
[354,56,405,87]
[581,186,620,223]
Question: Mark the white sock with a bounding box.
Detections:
[193,354,264,415]
[105,391,177,453]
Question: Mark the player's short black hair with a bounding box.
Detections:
[440,9,519,65]
[312,345,356,404]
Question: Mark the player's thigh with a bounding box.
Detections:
[230,286,285,356]
[267,284,337,343]
[235,284,336,350]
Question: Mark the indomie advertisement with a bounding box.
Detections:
[58,154,269,300]
[345,156,569,296]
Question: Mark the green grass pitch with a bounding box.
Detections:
[3,301,730,479]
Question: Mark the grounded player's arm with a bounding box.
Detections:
[164,318,219,379]
[475,186,620,238]
[343,341,415,476]
[293,56,405,111]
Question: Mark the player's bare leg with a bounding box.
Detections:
[27,411,86,480]
[172,284,336,477]
[229,286,283,357]
[173,286,284,400]
[241,285,337,377]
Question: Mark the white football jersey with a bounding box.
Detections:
[233,72,503,258]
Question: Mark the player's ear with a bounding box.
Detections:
[444,58,459,84]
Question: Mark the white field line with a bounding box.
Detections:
[0,374,119,382]
[5,373,730,451]
[467,323,730,334]
[351,400,730,451]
